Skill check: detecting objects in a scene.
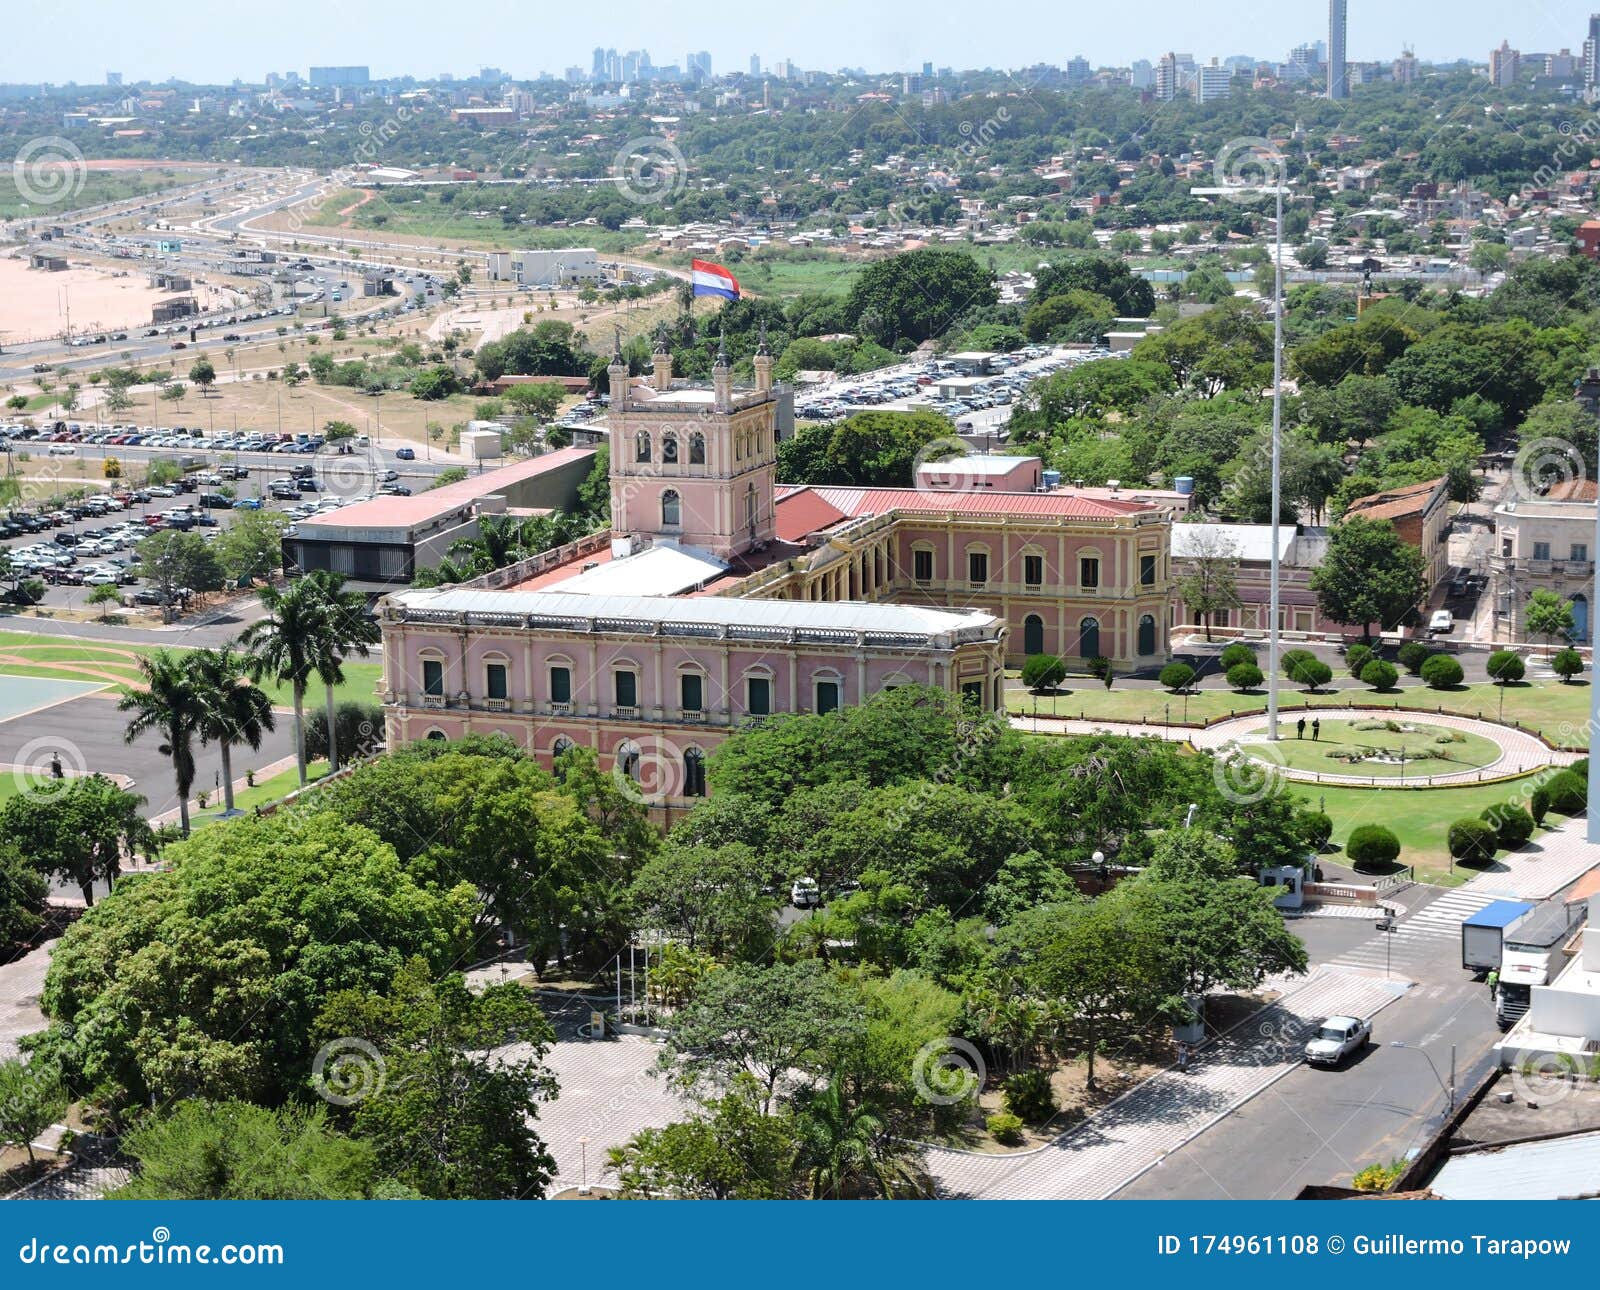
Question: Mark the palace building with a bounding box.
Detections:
[378,333,1175,810]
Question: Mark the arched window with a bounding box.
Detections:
[661,489,681,528]
[688,432,706,464]
[1138,614,1157,656]
[684,748,707,797]
[425,728,447,742]
[550,735,575,781]
[1078,616,1100,660]
[635,431,651,463]
[1023,614,1045,657]
[662,433,679,463]
[617,740,642,782]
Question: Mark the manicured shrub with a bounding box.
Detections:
[1159,662,1196,693]
[1300,811,1333,850]
[1290,658,1334,691]
[1352,1160,1405,1193]
[1570,758,1588,782]
[1397,640,1433,675]
[1360,660,1399,692]
[1279,648,1316,679]
[1487,649,1526,685]
[1546,769,1586,816]
[1551,648,1585,683]
[1021,653,1066,692]
[1002,1069,1057,1123]
[1345,644,1374,678]
[1420,654,1464,689]
[1482,803,1535,850]
[986,1112,1025,1145]
[1346,824,1401,871]
[1226,662,1264,692]
[1219,642,1257,671]
[1530,786,1551,826]
[1447,817,1498,866]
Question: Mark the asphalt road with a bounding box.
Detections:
[1116,901,1502,1199]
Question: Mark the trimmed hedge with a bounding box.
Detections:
[1419,654,1464,689]
[1159,662,1196,694]
[1347,824,1402,870]
[1219,642,1257,671]
[1226,662,1264,692]
[1447,817,1498,866]
[1360,660,1399,692]
[1482,803,1535,850]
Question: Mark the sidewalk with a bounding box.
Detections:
[1463,820,1600,902]
[922,969,1408,1200]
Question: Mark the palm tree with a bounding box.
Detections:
[239,579,327,787]
[793,1081,927,1200]
[188,647,275,814]
[304,570,380,776]
[119,650,204,836]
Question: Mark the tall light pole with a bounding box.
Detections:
[1193,162,1290,739]
[1389,1040,1456,1114]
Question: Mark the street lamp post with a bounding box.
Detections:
[1193,167,1289,741]
[1389,1040,1456,1113]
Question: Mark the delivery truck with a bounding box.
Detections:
[1495,902,1584,1030]
[1461,900,1534,973]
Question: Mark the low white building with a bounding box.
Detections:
[486,248,603,287]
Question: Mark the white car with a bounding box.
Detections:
[1427,609,1453,635]
[1304,1015,1370,1066]
[791,877,821,909]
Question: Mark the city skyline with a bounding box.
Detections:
[0,0,1589,86]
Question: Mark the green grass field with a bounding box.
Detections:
[1294,776,1573,887]
[308,189,648,253]
[1006,678,1592,745]
[0,631,383,709]
[1239,717,1501,779]
[0,167,210,220]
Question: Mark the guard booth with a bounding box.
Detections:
[1259,864,1305,911]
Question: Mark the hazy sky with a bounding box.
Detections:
[4,0,1593,85]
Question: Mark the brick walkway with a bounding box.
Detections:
[922,969,1408,1200]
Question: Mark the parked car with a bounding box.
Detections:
[1427,609,1454,636]
[1304,1015,1370,1066]
[395,446,416,461]
[791,877,821,908]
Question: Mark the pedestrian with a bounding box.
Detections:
[1312,718,1321,741]
[1487,967,1499,1001]
[49,753,63,780]
[1296,717,1306,740]
[1177,1041,1190,1074]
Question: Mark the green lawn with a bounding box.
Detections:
[0,168,209,220]
[1007,677,1592,745]
[1239,717,1501,779]
[0,631,383,709]
[1290,776,1572,887]
[216,760,331,815]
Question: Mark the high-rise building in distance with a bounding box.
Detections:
[1489,40,1520,88]
[749,54,761,77]
[1328,0,1349,99]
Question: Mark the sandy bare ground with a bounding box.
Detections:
[0,254,240,345]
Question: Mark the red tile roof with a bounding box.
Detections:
[1545,478,1598,503]
[1343,476,1447,523]
[774,488,852,542]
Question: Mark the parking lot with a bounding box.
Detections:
[793,343,1119,430]
[0,439,439,614]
